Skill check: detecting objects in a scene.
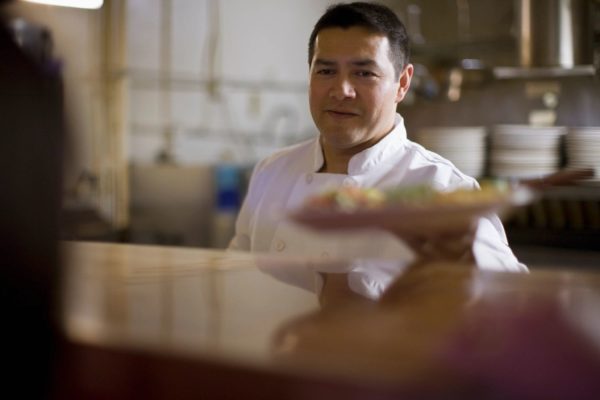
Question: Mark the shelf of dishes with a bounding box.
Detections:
[415,125,600,185]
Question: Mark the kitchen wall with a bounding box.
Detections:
[127,0,336,166]
[126,0,342,247]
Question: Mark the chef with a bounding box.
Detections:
[229,2,525,299]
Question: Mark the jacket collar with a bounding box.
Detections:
[312,113,408,175]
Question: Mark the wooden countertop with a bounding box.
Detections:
[55,241,600,399]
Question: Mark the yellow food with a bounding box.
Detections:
[304,186,386,211]
[303,183,509,212]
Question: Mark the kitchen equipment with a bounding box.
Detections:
[517,0,593,68]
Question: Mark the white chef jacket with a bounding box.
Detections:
[230,114,526,299]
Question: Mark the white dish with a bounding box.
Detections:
[568,158,600,165]
[491,125,565,149]
[417,128,487,149]
[491,135,562,149]
[418,126,487,136]
[289,187,534,237]
[569,127,600,135]
[454,159,486,167]
[445,155,486,164]
[491,168,557,179]
[493,125,567,135]
[460,169,485,178]
[570,134,600,139]
[490,153,558,165]
[566,146,600,154]
[421,142,486,151]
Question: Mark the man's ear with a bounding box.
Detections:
[395,64,414,103]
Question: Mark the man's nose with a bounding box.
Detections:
[329,76,356,100]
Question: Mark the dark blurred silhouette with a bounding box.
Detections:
[1,2,64,397]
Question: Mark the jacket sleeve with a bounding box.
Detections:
[227,160,265,252]
[444,172,527,272]
[473,215,528,272]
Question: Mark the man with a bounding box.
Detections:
[230,2,525,299]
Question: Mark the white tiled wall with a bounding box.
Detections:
[126,0,337,166]
[121,0,339,246]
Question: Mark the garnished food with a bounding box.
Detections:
[302,183,510,212]
[304,186,386,211]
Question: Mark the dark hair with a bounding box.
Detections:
[308,2,410,80]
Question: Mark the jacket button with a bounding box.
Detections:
[305,174,313,184]
[275,240,286,251]
[343,178,355,187]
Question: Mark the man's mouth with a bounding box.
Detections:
[326,109,359,118]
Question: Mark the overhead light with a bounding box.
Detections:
[22,0,103,9]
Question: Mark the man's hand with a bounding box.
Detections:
[394,220,477,264]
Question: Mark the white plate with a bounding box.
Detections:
[568,161,600,168]
[568,127,600,136]
[568,158,600,166]
[491,168,557,179]
[491,135,562,149]
[570,134,600,139]
[566,147,600,155]
[421,143,486,152]
[454,160,486,168]
[459,169,485,178]
[490,153,558,164]
[289,187,534,237]
[418,126,487,137]
[445,156,486,165]
[493,125,567,135]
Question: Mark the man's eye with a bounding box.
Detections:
[316,69,335,75]
[356,71,376,77]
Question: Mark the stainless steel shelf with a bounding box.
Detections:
[493,65,597,79]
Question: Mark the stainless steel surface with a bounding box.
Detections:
[493,64,596,79]
[517,0,593,68]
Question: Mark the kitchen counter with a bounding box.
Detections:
[54,241,600,399]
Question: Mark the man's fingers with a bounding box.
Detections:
[405,230,475,263]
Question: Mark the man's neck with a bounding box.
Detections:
[318,146,354,174]
[319,122,396,174]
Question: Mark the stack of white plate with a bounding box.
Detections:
[566,127,600,184]
[416,126,487,178]
[490,125,566,179]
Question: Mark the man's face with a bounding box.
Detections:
[309,26,412,155]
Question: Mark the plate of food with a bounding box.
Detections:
[289,183,535,237]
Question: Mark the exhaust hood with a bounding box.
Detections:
[494,0,597,79]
